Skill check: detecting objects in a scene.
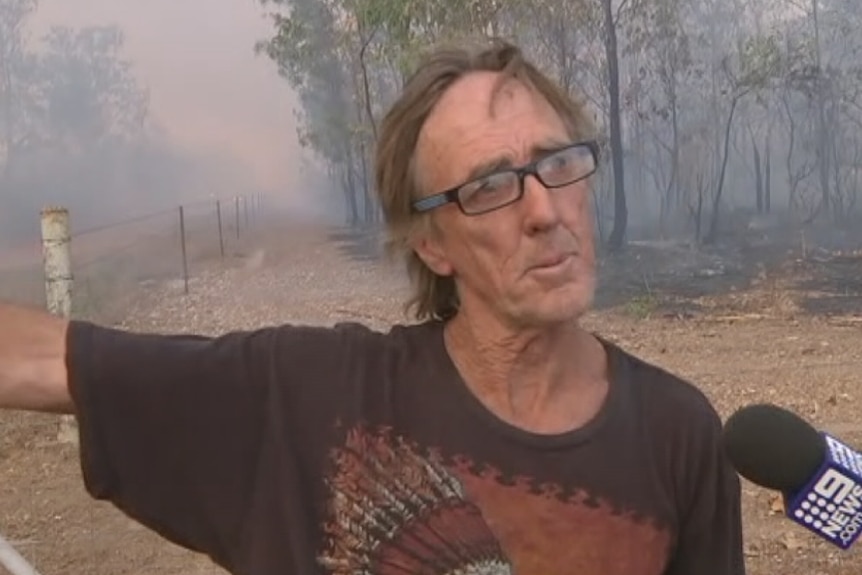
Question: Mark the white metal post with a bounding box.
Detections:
[40,206,77,445]
[0,533,42,575]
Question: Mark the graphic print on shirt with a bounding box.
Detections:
[318,424,672,575]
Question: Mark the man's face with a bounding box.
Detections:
[413,71,597,329]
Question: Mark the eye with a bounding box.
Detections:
[546,150,576,171]
[539,147,592,185]
[458,172,518,209]
[462,172,512,197]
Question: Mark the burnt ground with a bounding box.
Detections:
[0,217,861,574]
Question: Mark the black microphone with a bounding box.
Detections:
[722,403,862,549]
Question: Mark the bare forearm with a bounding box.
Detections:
[0,302,73,413]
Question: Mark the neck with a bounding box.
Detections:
[443,307,607,433]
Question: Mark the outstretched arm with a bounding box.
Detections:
[0,302,72,413]
[1,298,376,569]
[2,301,372,570]
[0,300,274,567]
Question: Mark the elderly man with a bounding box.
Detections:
[0,39,744,574]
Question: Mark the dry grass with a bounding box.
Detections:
[0,217,860,574]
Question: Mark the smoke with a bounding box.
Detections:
[0,0,344,245]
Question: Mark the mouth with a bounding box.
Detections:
[530,252,574,271]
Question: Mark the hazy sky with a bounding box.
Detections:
[32,0,303,193]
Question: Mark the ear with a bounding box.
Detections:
[411,228,454,277]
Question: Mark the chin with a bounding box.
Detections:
[514,286,594,327]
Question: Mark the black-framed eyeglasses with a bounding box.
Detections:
[411,140,599,216]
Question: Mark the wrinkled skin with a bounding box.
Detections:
[413,71,597,332]
[412,71,606,435]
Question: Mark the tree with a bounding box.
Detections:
[703,33,782,243]
[258,0,362,223]
[626,0,696,237]
[254,0,862,244]
[0,12,154,241]
[37,25,148,151]
[257,0,510,226]
[601,0,628,251]
[0,0,39,181]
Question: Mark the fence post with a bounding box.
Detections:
[40,206,76,445]
[216,199,225,258]
[234,196,240,240]
[178,206,189,294]
[0,533,41,575]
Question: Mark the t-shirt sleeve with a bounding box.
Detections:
[665,405,746,575]
[65,320,290,570]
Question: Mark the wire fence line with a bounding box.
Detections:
[0,193,264,322]
[0,193,267,575]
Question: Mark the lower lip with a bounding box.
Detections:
[532,255,573,273]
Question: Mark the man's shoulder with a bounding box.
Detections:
[68,318,436,374]
[262,318,441,365]
[269,318,438,346]
[604,337,723,432]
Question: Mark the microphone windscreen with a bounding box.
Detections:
[722,403,826,493]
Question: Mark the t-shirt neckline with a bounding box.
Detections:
[425,319,625,451]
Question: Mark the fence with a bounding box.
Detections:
[0,192,271,575]
[0,534,39,575]
[1,193,265,446]
[1,193,264,314]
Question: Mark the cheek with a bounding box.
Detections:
[445,215,522,276]
[576,185,594,218]
[562,190,594,234]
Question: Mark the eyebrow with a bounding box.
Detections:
[462,139,572,181]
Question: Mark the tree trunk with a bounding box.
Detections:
[752,135,763,213]
[705,95,741,244]
[602,0,627,251]
[764,133,771,213]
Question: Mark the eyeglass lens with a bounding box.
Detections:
[458,144,595,214]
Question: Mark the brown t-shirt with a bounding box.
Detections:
[66,318,745,574]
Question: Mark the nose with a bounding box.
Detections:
[521,174,561,234]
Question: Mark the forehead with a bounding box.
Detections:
[415,71,570,192]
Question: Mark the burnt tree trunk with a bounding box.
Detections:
[602,0,628,251]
